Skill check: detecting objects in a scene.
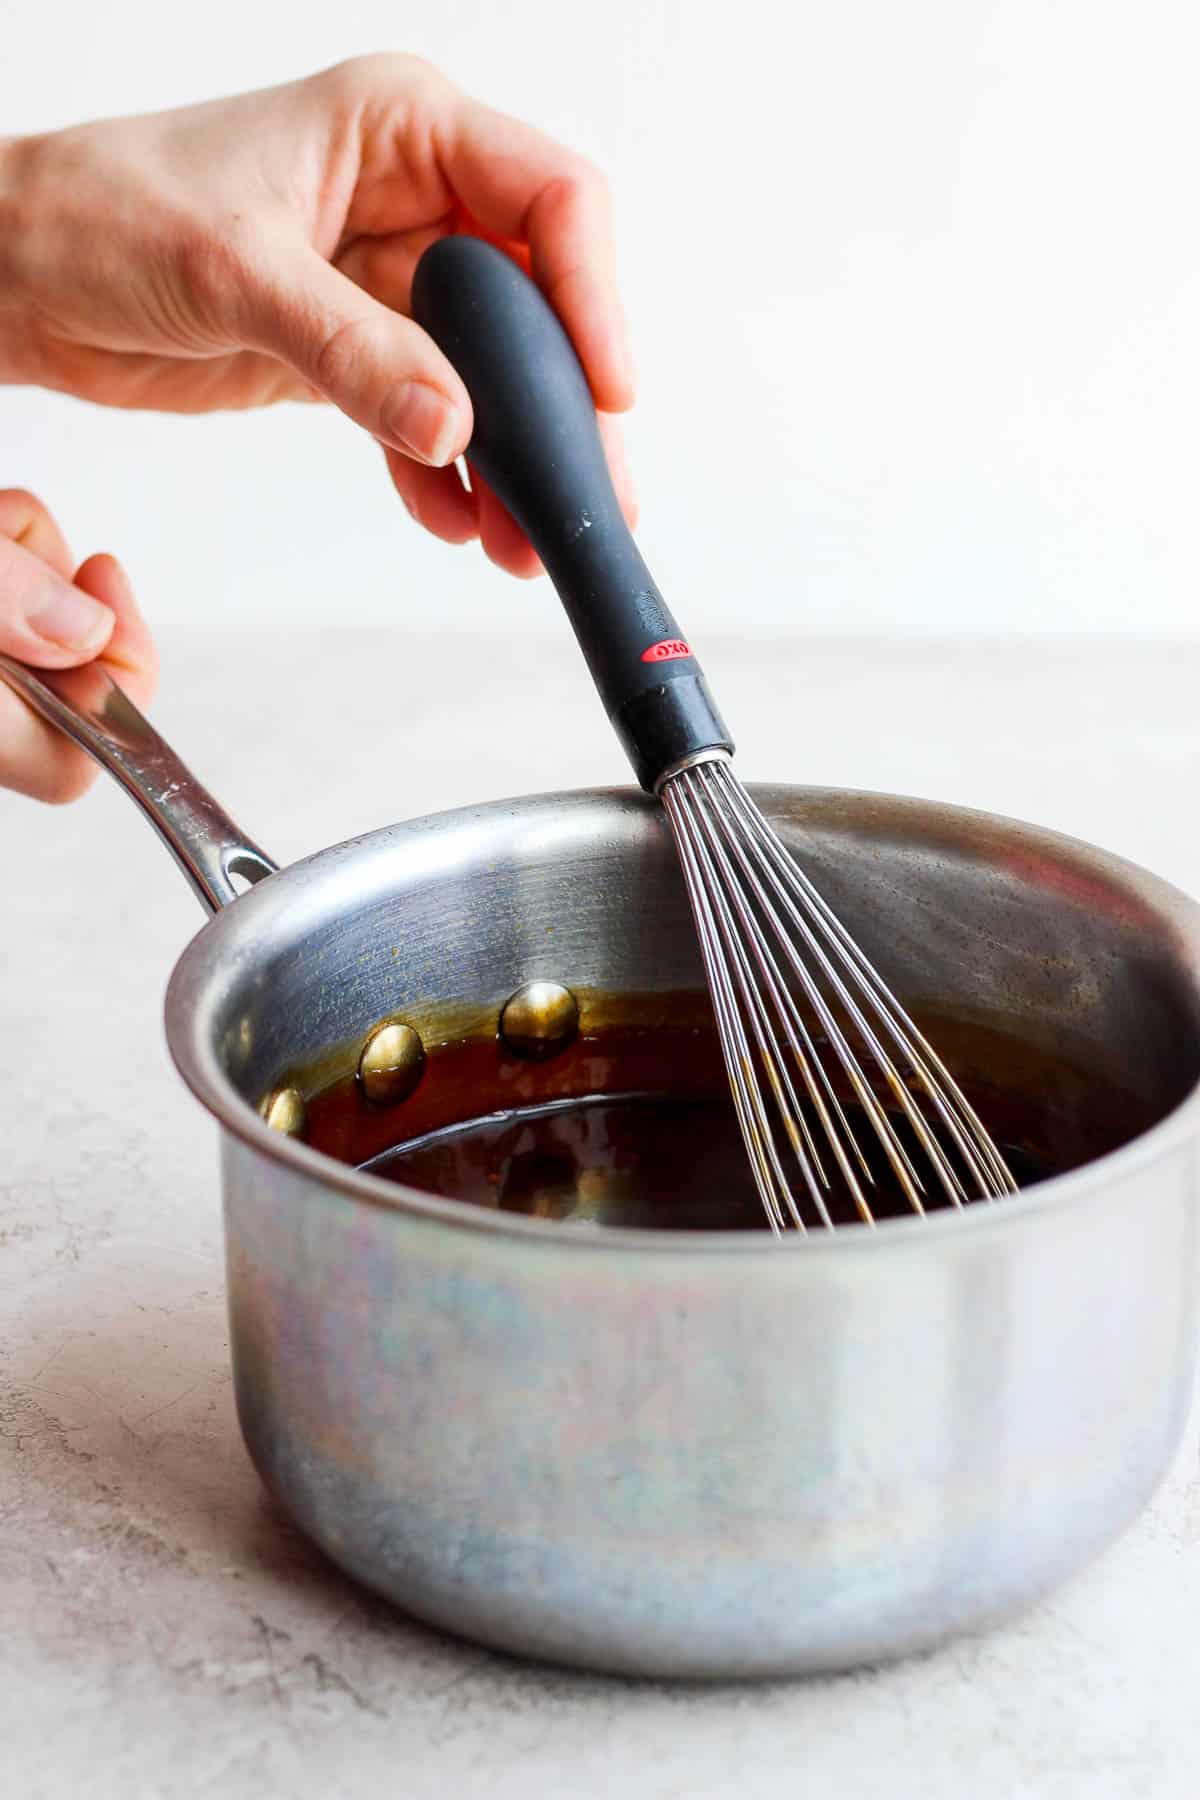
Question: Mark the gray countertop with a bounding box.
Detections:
[4,629,1200,1799]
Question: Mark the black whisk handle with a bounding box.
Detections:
[411,235,732,790]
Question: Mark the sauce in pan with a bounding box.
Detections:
[362,1092,1050,1229]
[282,1002,1143,1231]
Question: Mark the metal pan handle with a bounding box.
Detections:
[0,654,276,913]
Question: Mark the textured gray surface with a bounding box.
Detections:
[4,628,1200,1798]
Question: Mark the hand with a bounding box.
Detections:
[0,491,157,801]
[0,56,636,576]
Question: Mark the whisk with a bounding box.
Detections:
[412,239,1016,1233]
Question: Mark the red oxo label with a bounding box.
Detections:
[640,638,691,663]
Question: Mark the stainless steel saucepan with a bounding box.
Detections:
[5,649,1200,1680]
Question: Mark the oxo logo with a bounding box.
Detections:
[640,639,691,663]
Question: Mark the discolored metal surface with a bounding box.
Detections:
[164,786,1200,1676]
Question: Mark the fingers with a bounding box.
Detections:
[382,450,542,578]
[240,247,473,466]
[433,97,634,414]
[1,552,157,803]
[383,450,478,544]
[234,58,635,569]
[334,229,443,324]
[383,413,637,577]
[474,477,542,579]
[524,177,633,417]
[597,412,639,533]
[0,488,76,580]
[0,519,115,669]
[73,554,158,704]
[355,222,637,574]
[333,61,632,412]
[0,489,157,802]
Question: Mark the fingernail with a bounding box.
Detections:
[28,581,114,651]
[387,382,466,467]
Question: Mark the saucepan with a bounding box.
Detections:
[4,649,1200,1679]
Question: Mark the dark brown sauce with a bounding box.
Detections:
[361,1094,1051,1229]
[289,1004,1149,1231]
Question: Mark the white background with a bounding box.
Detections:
[3,0,1199,640]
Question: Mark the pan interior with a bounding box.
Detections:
[178,787,1200,1231]
[311,1009,1072,1231]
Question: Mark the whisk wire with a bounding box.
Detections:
[674,780,829,1229]
[666,791,794,1233]
[660,756,1018,1231]
[719,771,1018,1199]
[688,764,930,1214]
[676,777,870,1228]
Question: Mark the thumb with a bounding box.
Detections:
[244,246,473,466]
[0,533,115,667]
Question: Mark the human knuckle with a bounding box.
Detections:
[0,487,51,530]
[312,312,375,396]
[392,52,447,90]
[323,51,446,100]
[316,55,373,103]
